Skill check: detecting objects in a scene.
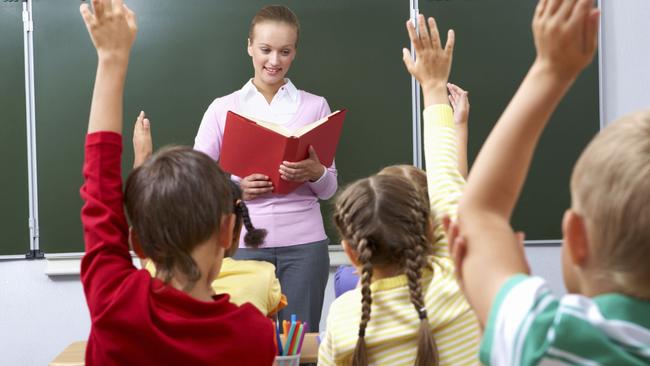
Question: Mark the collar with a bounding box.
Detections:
[240,78,299,103]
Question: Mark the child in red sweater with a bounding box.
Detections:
[78,1,275,364]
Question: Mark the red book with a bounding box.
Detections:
[220,109,346,194]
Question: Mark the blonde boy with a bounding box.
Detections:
[447,0,650,364]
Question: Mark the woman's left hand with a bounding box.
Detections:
[279,146,326,182]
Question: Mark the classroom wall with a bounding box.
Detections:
[2,2,649,365]
[600,0,650,124]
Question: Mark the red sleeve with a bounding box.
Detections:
[79,132,135,318]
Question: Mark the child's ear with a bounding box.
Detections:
[218,214,236,250]
[562,209,590,266]
[341,240,360,268]
[247,38,253,57]
[129,227,146,259]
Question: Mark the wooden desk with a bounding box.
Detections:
[49,341,85,366]
[49,333,318,365]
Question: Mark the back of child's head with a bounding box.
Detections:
[227,180,267,256]
[570,110,650,296]
[334,174,438,366]
[378,164,429,201]
[124,146,232,289]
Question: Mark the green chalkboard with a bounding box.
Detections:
[32,0,412,253]
[419,0,599,241]
[4,0,598,254]
[0,4,30,256]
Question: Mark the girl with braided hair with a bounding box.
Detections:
[318,14,479,366]
[134,112,287,317]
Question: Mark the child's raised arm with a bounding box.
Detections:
[80,0,137,134]
[448,83,470,178]
[133,111,152,168]
[403,15,465,258]
[456,0,599,324]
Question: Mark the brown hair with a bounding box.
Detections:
[334,174,438,366]
[379,164,429,201]
[124,146,233,291]
[226,180,267,258]
[248,5,300,46]
[571,110,650,297]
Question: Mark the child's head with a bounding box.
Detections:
[566,110,650,298]
[378,164,429,201]
[247,5,300,88]
[124,146,233,290]
[226,180,267,257]
[334,174,438,365]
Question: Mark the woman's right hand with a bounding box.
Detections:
[240,174,273,201]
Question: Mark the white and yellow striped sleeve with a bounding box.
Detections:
[424,104,466,257]
[318,320,336,366]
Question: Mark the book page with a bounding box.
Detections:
[293,110,340,137]
[242,114,293,137]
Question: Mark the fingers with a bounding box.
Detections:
[91,0,104,19]
[123,3,137,30]
[450,235,467,283]
[112,0,124,14]
[79,3,94,27]
[425,16,440,49]
[402,48,415,74]
[585,8,601,55]
[241,176,273,198]
[558,0,579,21]
[406,19,421,51]
[441,215,452,234]
[244,180,273,189]
[308,145,319,160]
[546,0,563,17]
[568,0,599,55]
[244,174,270,182]
[514,231,526,245]
[279,165,307,181]
[445,29,455,56]
[243,187,273,198]
[535,0,548,19]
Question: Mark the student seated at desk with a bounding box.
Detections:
[78,1,275,364]
[133,114,287,317]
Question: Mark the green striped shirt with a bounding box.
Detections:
[481,275,650,365]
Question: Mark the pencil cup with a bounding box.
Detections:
[274,354,300,366]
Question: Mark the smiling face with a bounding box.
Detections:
[247,21,298,91]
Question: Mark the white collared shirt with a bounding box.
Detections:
[238,78,301,125]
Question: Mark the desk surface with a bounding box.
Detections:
[49,333,319,365]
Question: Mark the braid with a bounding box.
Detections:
[353,238,373,366]
[236,200,267,247]
[404,204,439,366]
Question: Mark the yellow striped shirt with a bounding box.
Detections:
[318,105,480,365]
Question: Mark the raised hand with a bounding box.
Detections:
[448,83,470,178]
[532,0,600,81]
[402,14,455,106]
[448,83,469,126]
[81,0,138,134]
[133,111,152,168]
[279,146,325,183]
[80,0,137,61]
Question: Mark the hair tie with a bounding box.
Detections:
[358,328,366,338]
[418,307,427,320]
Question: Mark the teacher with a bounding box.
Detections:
[194,5,336,330]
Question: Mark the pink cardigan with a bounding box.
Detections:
[194,90,338,248]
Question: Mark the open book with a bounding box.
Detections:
[220,109,347,195]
